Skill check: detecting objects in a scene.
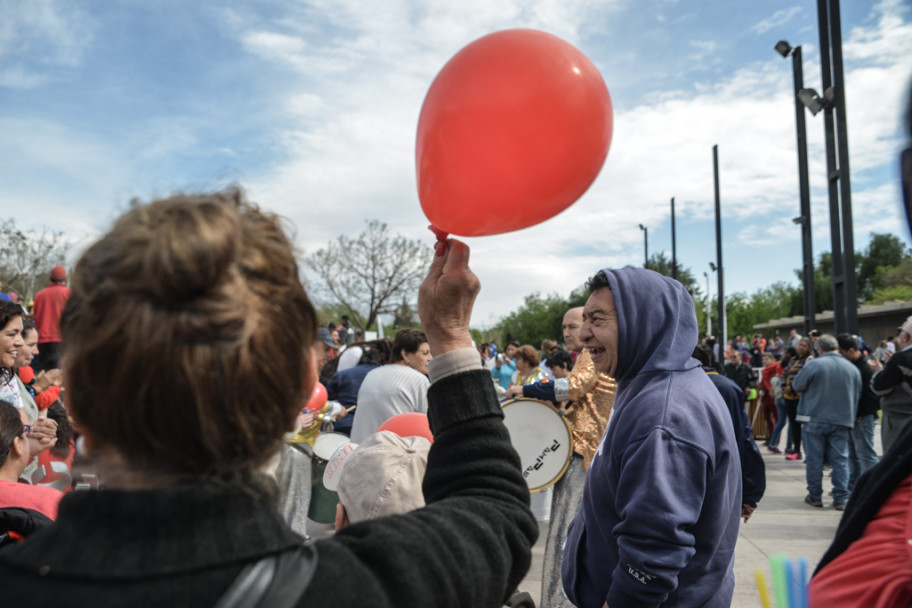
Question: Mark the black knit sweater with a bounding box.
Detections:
[0,369,538,607]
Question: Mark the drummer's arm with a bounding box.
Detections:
[519,380,562,402]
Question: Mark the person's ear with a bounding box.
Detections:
[304,346,317,390]
[12,434,29,458]
[334,503,349,530]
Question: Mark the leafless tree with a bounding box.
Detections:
[0,218,70,301]
[307,221,432,333]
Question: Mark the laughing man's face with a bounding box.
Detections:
[580,288,619,377]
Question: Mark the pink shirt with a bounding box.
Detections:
[0,478,63,519]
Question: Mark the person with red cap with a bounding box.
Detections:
[30,266,70,373]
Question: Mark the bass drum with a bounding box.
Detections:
[501,398,573,493]
[307,432,351,524]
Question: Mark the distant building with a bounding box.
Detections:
[754,300,912,342]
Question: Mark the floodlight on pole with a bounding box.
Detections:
[775,40,793,58]
[798,88,828,116]
[776,40,816,335]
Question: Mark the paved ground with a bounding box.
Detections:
[308,430,878,607]
[520,432,881,607]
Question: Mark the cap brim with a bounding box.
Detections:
[323,442,359,491]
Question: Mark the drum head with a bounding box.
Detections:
[502,398,573,493]
[313,432,351,461]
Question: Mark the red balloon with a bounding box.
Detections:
[416,29,613,237]
[304,382,328,413]
[376,412,434,443]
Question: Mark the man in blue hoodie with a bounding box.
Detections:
[561,268,741,608]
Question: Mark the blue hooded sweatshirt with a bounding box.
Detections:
[561,268,741,608]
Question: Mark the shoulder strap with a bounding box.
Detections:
[215,544,318,608]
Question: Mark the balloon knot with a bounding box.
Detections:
[428,225,449,242]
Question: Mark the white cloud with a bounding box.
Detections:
[2,0,909,326]
[0,0,95,89]
[219,0,912,323]
[752,7,802,35]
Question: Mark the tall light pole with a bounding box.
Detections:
[796,0,857,334]
[638,224,648,268]
[703,270,712,338]
[670,197,677,280]
[775,41,816,336]
[713,145,726,350]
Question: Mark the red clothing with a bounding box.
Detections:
[0,479,63,519]
[35,440,75,492]
[32,283,71,344]
[759,361,783,406]
[16,366,61,411]
[809,473,912,607]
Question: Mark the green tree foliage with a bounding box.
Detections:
[723,283,803,338]
[856,233,909,300]
[498,292,569,347]
[868,284,912,305]
[878,258,912,289]
[645,252,700,298]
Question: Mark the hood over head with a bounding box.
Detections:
[598,267,699,382]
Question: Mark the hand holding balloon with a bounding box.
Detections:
[304,382,328,413]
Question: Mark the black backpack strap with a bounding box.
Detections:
[215,544,318,608]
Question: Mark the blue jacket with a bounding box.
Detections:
[562,268,741,608]
[326,363,378,406]
[792,352,861,428]
[704,369,766,508]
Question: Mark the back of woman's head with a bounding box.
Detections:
[516,345,539,367]
[61,188,317,482]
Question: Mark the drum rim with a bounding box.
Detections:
[501,397,574,493]
[312,432,351,461]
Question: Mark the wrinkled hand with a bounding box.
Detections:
[28,417,58,455]
[868,358,883,372]
[741,504,755,523]
[504,385,524,399]
[297,410,316,429]
[418,239,479,356]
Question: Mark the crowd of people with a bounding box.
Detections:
[0,93,910,605]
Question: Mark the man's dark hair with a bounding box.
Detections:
[358,348,382,366]
[586,272,610,293]
[836,333,859,352]
[692,345,712,367]
[21,319,36,337]
[545,349,573,372]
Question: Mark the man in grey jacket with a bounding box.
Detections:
[871,316,912,452]
[792,334,861,510]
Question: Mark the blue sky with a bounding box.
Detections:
[2,0,911,328]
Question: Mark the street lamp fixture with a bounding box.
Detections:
[797,87,834,116]
[792,216,808,226]
[774,40,793,58]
